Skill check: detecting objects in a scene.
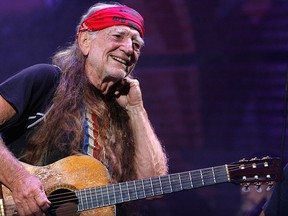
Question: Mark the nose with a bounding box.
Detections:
[120,38,133,55]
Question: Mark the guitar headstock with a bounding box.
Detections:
[228,156,282,190]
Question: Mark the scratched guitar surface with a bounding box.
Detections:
[1,155,115,216]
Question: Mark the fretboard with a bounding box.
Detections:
[75,165,229,212]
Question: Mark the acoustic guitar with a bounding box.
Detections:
[0,155,281,216]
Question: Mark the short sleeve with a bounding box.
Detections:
[0,64,61,115]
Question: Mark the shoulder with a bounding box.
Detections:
[0,64,62,113]
[13,63,61,81]
[1,64,62,90]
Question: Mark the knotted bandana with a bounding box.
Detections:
[78,6,145,38]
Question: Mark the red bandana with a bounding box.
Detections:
[78,6,145,38]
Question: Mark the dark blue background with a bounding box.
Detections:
[1,0,287,215]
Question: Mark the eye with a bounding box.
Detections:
[112,34,122,39]
[133,42,141,51]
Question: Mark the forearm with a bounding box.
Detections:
[0,139,29,190]
[127,105,168,179]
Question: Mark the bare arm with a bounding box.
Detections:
[0,95,50,215]
[115,78,168,179]
[127,105,168,178]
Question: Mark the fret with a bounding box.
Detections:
[189,171,194,188]
[160,175,172,194]
[178,174,183,190]
[82,189,88,210]
[158,176,172,194]
[179,172,193,190]
[150,177,163,196]
[143,178,154,197]
[133,180,139,200]
[107,184,116,205]
[168,175,173,192]
[150,178,155,196]
[212,167,216,183]
[201,168,214,185]
[170,173,182,192]
[94,188,100,208]
[200,170,204,185]
[141,179,147,198]
[119,182,129,202]
[191,170,203,188]
[76,190,84,211]
[95,187,104,208]
[89,187,98,209]
[135,180,146,199]
[214,165,229,183]
[158,176,164,194]
[127,181,137,201]
[85,188,93,210]
[113,183,122,203]
[103,185,110,206]
[225,165,230,181]
[126,182,131,201]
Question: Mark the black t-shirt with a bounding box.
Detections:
[0,64,61,157]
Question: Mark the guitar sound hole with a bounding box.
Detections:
[46,188,79,216]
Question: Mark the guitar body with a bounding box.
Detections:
[1,155,115,216]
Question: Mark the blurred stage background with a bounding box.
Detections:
[1,0,288,215]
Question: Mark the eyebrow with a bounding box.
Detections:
[114,27,145,46]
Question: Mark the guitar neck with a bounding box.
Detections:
[76,165,229,212]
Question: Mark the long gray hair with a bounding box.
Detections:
[23,2,137,182]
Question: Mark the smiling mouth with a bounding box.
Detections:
[111,56,131,66]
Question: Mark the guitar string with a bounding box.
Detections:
[2,161,278,214]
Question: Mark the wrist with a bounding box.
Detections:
[126,104,146,116]
[9,166,30,190]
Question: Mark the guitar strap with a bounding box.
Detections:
[83,109,100,159]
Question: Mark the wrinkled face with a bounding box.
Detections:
[80,25,144,95]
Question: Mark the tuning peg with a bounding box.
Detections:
[250,157,258,161]
[255,185,262,193]
[266,185,273,191]
[266,182,274,191]
[242,186,250,192]
[241,182,250,192]
[239,158,247,162]
[253,181,262,192]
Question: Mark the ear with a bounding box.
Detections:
[78,31,92,56]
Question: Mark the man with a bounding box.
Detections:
[0,2,168,216]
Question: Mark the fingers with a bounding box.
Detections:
[114,78,140,96]
[15,192,48,216]
[12,175,50,216]
[34,188,51,211]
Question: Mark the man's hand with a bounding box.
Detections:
[11,171,51,216]
[114,77,143,110]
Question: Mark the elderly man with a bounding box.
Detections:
[0,2,168,215]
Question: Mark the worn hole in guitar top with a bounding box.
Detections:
[46,188,79,216]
